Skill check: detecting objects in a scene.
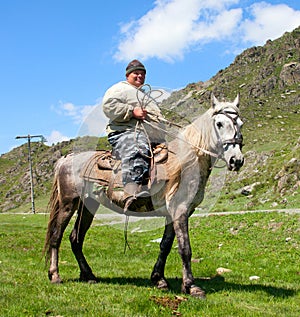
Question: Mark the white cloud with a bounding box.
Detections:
[77,103,108,137]
[114,0,300,62]
[51,99,108,139]
[241,2,300,45]
[46,130,70,146]
[52,101,104,125]
[60,102,96,124]
[191,8,242,42]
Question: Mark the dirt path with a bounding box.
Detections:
[92,208,300,226]
[4,208,299,227]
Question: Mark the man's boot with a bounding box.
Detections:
[123,183,150,213]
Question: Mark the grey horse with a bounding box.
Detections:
[44,94,244,299]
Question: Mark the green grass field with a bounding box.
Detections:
[0,210,299,316]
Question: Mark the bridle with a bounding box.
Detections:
[213,109,244,150]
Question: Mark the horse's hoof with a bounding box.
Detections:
[155,278,169,291]
[49,272,63,284]
[190,285,206,299]
[51,278,63,284]
[79,272,98,283]
[86,279,98,284]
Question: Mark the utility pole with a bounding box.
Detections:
[15,134,46,214]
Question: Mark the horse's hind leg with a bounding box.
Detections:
[69,197,99,283]
[47,198,77,283]
[151,218,175,290]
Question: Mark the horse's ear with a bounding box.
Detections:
[233,94,240,108]
[211,93,218,109]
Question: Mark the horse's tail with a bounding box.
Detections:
[43,171,60,264]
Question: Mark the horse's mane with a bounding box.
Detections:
[184,102,240,154]
[165,109,214,198]
[165,102,240,198]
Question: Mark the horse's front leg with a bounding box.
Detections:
[173,210,206,299]
[151,218,175,290]
[69,198,99,283]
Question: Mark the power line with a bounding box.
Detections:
[15,134,47,214]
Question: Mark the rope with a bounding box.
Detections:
[136,84,164,110]
[146,110,184,128]
[123,215,131,253]
[135,84,227,159]
[142,119,223,159]
[133,84,164,160]
[134,120,154,160]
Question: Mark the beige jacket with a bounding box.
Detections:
[102,81,166,143]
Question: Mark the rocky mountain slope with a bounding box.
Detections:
[1,27,299,212]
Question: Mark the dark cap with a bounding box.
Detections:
[125,59,146,76]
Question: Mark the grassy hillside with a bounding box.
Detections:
[161,26,300,212]
[1,27,299,213]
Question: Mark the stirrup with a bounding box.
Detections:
[123,196,137,213]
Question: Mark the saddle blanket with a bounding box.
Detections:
[80,148,168,189]
[79,150,123,187]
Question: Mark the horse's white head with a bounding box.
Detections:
[211,93,244,171]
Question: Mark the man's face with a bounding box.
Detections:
[126,70,146,87]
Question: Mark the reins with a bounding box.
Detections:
[143,119,223,159]
[134,84,226,160]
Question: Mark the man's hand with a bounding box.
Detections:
[132,107,147,120]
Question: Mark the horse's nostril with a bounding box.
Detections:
[229,156,244,170]
[240,158,244,166]
[236,157,244,167]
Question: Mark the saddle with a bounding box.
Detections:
[80,150,122,187]
[80,145,168,191]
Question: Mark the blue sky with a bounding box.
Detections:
[1,0,299,155]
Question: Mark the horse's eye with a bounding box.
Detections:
[216,122,223,129]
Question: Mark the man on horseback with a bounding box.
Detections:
[102,59,167,212]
